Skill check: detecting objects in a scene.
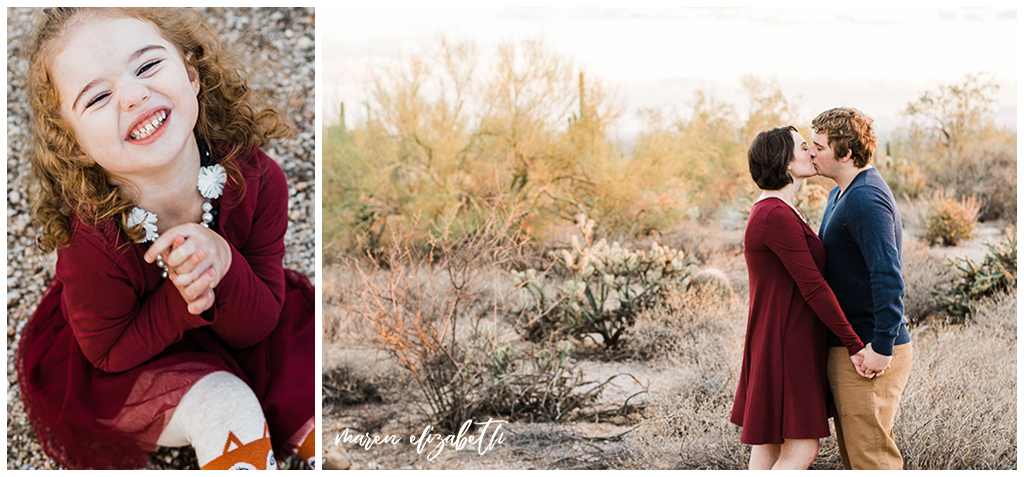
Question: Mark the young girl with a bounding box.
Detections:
[16,8,315,470]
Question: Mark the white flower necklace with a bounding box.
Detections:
[126,145,226,278]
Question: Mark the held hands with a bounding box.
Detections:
[854,343,892,380]
[143,224,233,315]
[849,349,869,378]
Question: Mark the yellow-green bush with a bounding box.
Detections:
[924,191,979,246]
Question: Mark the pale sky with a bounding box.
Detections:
[322,7,1017,141]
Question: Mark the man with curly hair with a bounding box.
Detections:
[810,107,913,470]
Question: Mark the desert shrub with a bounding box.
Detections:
[622,318,685,362]
[878,154,928,198]
[933,145,1016,223]
[622,287,742,363]
[923,190,979,246]
[352,206,515,432]
[793,181,830,232]
[466,336,612,423]
[901,239,957,325]
[659,220,744,265]
[896,291,1016,469]
[934,228,1016,323]
[324,48,819,259]
[351,206,620,433]
[322,366,383,407]
[511,214,696,348]
[954,145,1016,222]
[895,194,929,242]
[684,267,733,298]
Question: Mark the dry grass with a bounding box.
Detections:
[621,287,745,364]
[897,291,1017,469]
[899,195,933,240]
[901,238,957,324]
[614,287,748,469]
[322,264,376,344]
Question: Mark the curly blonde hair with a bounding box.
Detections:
[810,107,877,169]
[27,7,290,252]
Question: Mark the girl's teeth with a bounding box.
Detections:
[131,111,167,140]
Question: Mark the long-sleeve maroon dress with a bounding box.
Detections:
[730,197,863,445]
[16,145,314,469]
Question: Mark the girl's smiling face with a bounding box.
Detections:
[50,14,200,183]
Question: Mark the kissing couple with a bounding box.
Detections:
[731,108,914,470]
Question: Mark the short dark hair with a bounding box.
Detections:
[748,126,797,190]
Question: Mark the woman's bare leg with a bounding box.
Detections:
[749,444,781,470]
[772,438,819,469]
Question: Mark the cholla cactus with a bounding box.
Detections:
[935,227,1016,323]
[512,214,696,347]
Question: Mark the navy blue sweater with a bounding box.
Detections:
[819,167,911,356]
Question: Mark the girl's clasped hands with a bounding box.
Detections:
[144,224,232,315]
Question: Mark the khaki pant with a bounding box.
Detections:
[827,343,913,470]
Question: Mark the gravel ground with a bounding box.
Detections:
[5,7,315,470]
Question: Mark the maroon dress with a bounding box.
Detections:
[16,145,314,469]
[730,198,863,445]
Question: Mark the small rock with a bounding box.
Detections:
[323,448,351,470]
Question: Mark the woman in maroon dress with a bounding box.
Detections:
[730,126,868,469]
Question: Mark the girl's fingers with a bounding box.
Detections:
[185,259,215,288]
[171,257,215,289]
[166,238,200,268]
[187,289,215,315]
[144,232,178,263]
[173,249,207,276]
[183,268,217,301]
[206,266,221,288]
